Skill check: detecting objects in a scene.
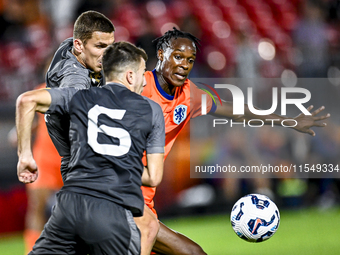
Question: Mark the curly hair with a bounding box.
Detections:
[152,27,200,51]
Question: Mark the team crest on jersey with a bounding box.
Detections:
[173,105,188,125]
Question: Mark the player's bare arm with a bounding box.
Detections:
[211,101,330,136]
[142,153,164,187]
[16,89,52,184]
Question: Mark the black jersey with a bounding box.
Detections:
[47,83,165,216]
[45,37,105,158]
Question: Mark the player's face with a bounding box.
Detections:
[133,59,147,95]
[82,31,115,73]
[158,38,196,87]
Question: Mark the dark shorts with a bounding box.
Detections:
[29,191,140,255]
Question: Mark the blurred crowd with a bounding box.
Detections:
[1,0,340,100]
[1,0,340,219]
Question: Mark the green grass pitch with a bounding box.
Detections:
[1,207,339,255]
[162,207,340,255]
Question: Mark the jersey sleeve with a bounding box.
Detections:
[144,97,165,154]
[190,81,217,119]
[47,59,90,89]
[59,72,89,88]
[46,87,79,115]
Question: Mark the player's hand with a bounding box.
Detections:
[293,105,330,136]
[17,157,38,184]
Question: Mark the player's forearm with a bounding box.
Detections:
[16,90,51,156]
[141,166,153,187]
[213,101,292,126]
[142,153,164,187]
[237,106,292,126]
[16,93,37,157]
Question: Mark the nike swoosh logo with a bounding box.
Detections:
[252,218,263,234]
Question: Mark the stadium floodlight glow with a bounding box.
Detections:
[146,0,166,18]
[207,51,226,71]
[212,21,231,39]
[161,23,179,35]
[258,39,275,61]
[328,66,340,86]
[114,26,130,41]
[281,69,297,87]
[204,6,223,23]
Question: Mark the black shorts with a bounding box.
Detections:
[29,191,140,255]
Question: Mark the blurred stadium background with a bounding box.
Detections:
[1,0,340,253]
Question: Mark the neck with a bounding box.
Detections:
[72,47,86,68]
[155,68,176,96]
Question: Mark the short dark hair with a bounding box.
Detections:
[73,11,115,44]
[103,41,148,80]
[152,27,200,51]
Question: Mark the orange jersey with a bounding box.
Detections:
[141,70,215,213]
[28,84,63,190]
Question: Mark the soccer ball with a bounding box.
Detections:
[230,194,280,242]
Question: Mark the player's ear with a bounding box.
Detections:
[157,49,164,61]
[73,39,84,54]
[126,70,134,86]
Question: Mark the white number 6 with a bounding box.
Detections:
[88,105,131,156]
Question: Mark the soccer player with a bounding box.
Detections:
[16,10,117,253]
[45,10,160,255]
[45,10,115,160]
[16,41,165,254]
[139,28,330,255]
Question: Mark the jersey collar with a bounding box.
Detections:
[103,82,128,93]
[152,69,174,101]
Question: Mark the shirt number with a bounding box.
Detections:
[87,105,131,156]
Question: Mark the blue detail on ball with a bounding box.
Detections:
[257,231,274,242]
[275,210,280,230]
[235,202,244,220]
[250,194,270,209]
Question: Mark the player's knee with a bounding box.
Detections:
[135,214,159,241]
[174,237,206,255]
[146,217,159,241]
[185,244,207,255]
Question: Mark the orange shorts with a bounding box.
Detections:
[141,186,157,217]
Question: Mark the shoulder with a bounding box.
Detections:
[142,96,162,113]
[58,53,85,73]
[185,78,195,88]
[186,79,200,92]
[142,71,157,98]
[48,87,80,100]
[142,96,157,106]
[47,56,90,88]
[47,87,80,114]
[58,37,73,51]
[145,70,154,80]
[144,71,155,87]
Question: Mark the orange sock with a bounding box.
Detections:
[23,229,41,254]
